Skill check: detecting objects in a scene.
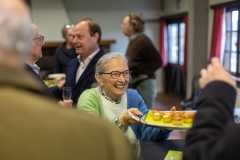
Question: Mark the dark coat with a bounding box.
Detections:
[183,81,237,160]
[53,42,78,73]
[25,63,60,100]
[65,47,105,105]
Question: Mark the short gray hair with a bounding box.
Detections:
[92,52,130,88]
[0,0,34,58]
[95,52,129,74]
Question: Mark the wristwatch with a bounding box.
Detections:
[114,117,128,133]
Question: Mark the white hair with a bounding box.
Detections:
[95,52,129,74]
[30,24,39,50]
[92,52,131,88]
[0,0,34,58]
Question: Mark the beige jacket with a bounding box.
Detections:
[0,64,137,160]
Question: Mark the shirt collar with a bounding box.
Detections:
[26,63,40,74]
[129,32,143,41]
[77,48,100,64]
[100,87,121,104]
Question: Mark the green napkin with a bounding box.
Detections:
[164,150,182,160]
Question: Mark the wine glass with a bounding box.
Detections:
[62,87,72,102]
[131,139,141,158]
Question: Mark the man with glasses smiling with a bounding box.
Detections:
[25,23,71,106]
[25,24,46,86]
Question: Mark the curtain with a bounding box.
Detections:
[209,8,224,61]
[183,15,188,72]
[160,19,167,67]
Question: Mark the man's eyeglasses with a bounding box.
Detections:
[33,35,44,42]
[99,70,131,79]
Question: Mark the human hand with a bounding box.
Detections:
[57,78,66,90]
[199,57,236,89]
[118,108,143,127]
[58,100,73,108]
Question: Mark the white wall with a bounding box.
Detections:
[67,10,162,58]
[162,0,189,16]
[31,0,162,54]
[31,0,70,41]
[210,0,237,5]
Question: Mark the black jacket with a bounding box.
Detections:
[25,63,60,100]
[53,42,78,73]
[183,81,237,160]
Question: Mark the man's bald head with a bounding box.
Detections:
[0,0,30,16]
[0,0,34,67]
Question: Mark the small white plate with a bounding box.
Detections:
[48,73,66,78]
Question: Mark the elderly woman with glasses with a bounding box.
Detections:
[77,52,172,143]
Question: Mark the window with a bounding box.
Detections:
[166,19,185,65]
[223,6,240,75]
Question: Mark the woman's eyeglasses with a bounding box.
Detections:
[33,35,44,42]
[99,70,131,79]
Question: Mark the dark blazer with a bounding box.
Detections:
[183,81,237,160]
[65,47,105,105]
[25,63,59,99]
